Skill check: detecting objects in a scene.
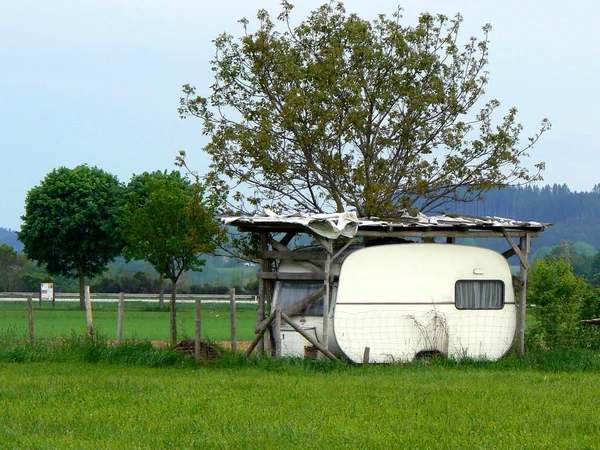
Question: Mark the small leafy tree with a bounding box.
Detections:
[119,171,224,344]
[179,2,549,217]
[19,165,125,307]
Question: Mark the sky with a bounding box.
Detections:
[1,0,599,231]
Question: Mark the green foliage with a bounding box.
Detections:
[527,258,599,349]
[18,165,125,304]
[180,2,549,217]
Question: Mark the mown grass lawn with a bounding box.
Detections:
[0,361,599,449]
[0,301,257,342]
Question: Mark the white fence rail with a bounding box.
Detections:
[0,292,258,304]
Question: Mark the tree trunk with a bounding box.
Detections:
[78,263,85,310]
[170,279,177,345]
[159,273,165,310]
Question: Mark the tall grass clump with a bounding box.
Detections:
[0,329,193,367]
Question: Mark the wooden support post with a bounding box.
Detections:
[517,234,530,359]
[245,310,277,358]
[195,298,202,362]
[257,232,268,358]
[84,285,94,339]
[274,303,282,358]
[281,312,339,362]
[116,292,124,344]
[52,287,55,310]
[230,287,237,353]
[322,249,331,355]
[363,347,370,365]
[27,296,34,345]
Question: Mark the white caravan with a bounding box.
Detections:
[273,243,517,363]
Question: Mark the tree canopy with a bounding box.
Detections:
[119,170,224,343]
[18,165,124,306]
[179,1,550,217]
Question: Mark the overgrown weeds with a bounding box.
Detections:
[1,327,600,373]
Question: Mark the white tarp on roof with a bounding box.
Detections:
[223,209,360,239]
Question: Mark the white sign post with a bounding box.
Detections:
[40,283,55,309]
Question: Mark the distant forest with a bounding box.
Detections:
[2,183,600,255]
[447,184,600,252]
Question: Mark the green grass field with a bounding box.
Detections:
[0,360,599,448]
[0,301,258,342]
[1,301,600,448]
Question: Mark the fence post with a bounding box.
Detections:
[274,303,282,358]
[363,347,370,365]
[230,287,237,353]
[195,298,202,363]
[27,296,34,345]
[84,285,94,339]
[116,292,124,344]
[518,235,530,359]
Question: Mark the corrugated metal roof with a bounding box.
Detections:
[223,209,550,239]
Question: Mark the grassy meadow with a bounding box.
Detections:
[0,358,599,449]
[0,300,599,448]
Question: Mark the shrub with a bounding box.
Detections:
[527,258,593,349]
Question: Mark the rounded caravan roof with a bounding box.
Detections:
[333,243,516,363]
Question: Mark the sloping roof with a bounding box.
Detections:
[223,209,550,239]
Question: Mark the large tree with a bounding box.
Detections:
[119,170,223,344]
[179,2,550,217]
[19,165,124,307]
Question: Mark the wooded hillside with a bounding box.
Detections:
[447,184,600,250]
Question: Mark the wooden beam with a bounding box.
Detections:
[357,230,540,239]
[245,310,277,358]
[273,304,282,358]
[283,286,326,317]
[332,238,356,263]
[311,234,334,254]
[281,312,339,362]
[279,232,297,247]
[257,250,329,261]
[502,248,517,259]
[268,236,323,274]
[322,252,331,354]
[257,272,327,281]
[517,234,531,359]
[257,232,268,358]
[501,229,529,269]
[512,275,524,289]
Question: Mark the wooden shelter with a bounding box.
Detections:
[224,210,549,360]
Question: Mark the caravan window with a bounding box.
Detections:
[277,281,324,316]
[455,280,504,310]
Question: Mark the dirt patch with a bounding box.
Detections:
[174,339,222,360]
